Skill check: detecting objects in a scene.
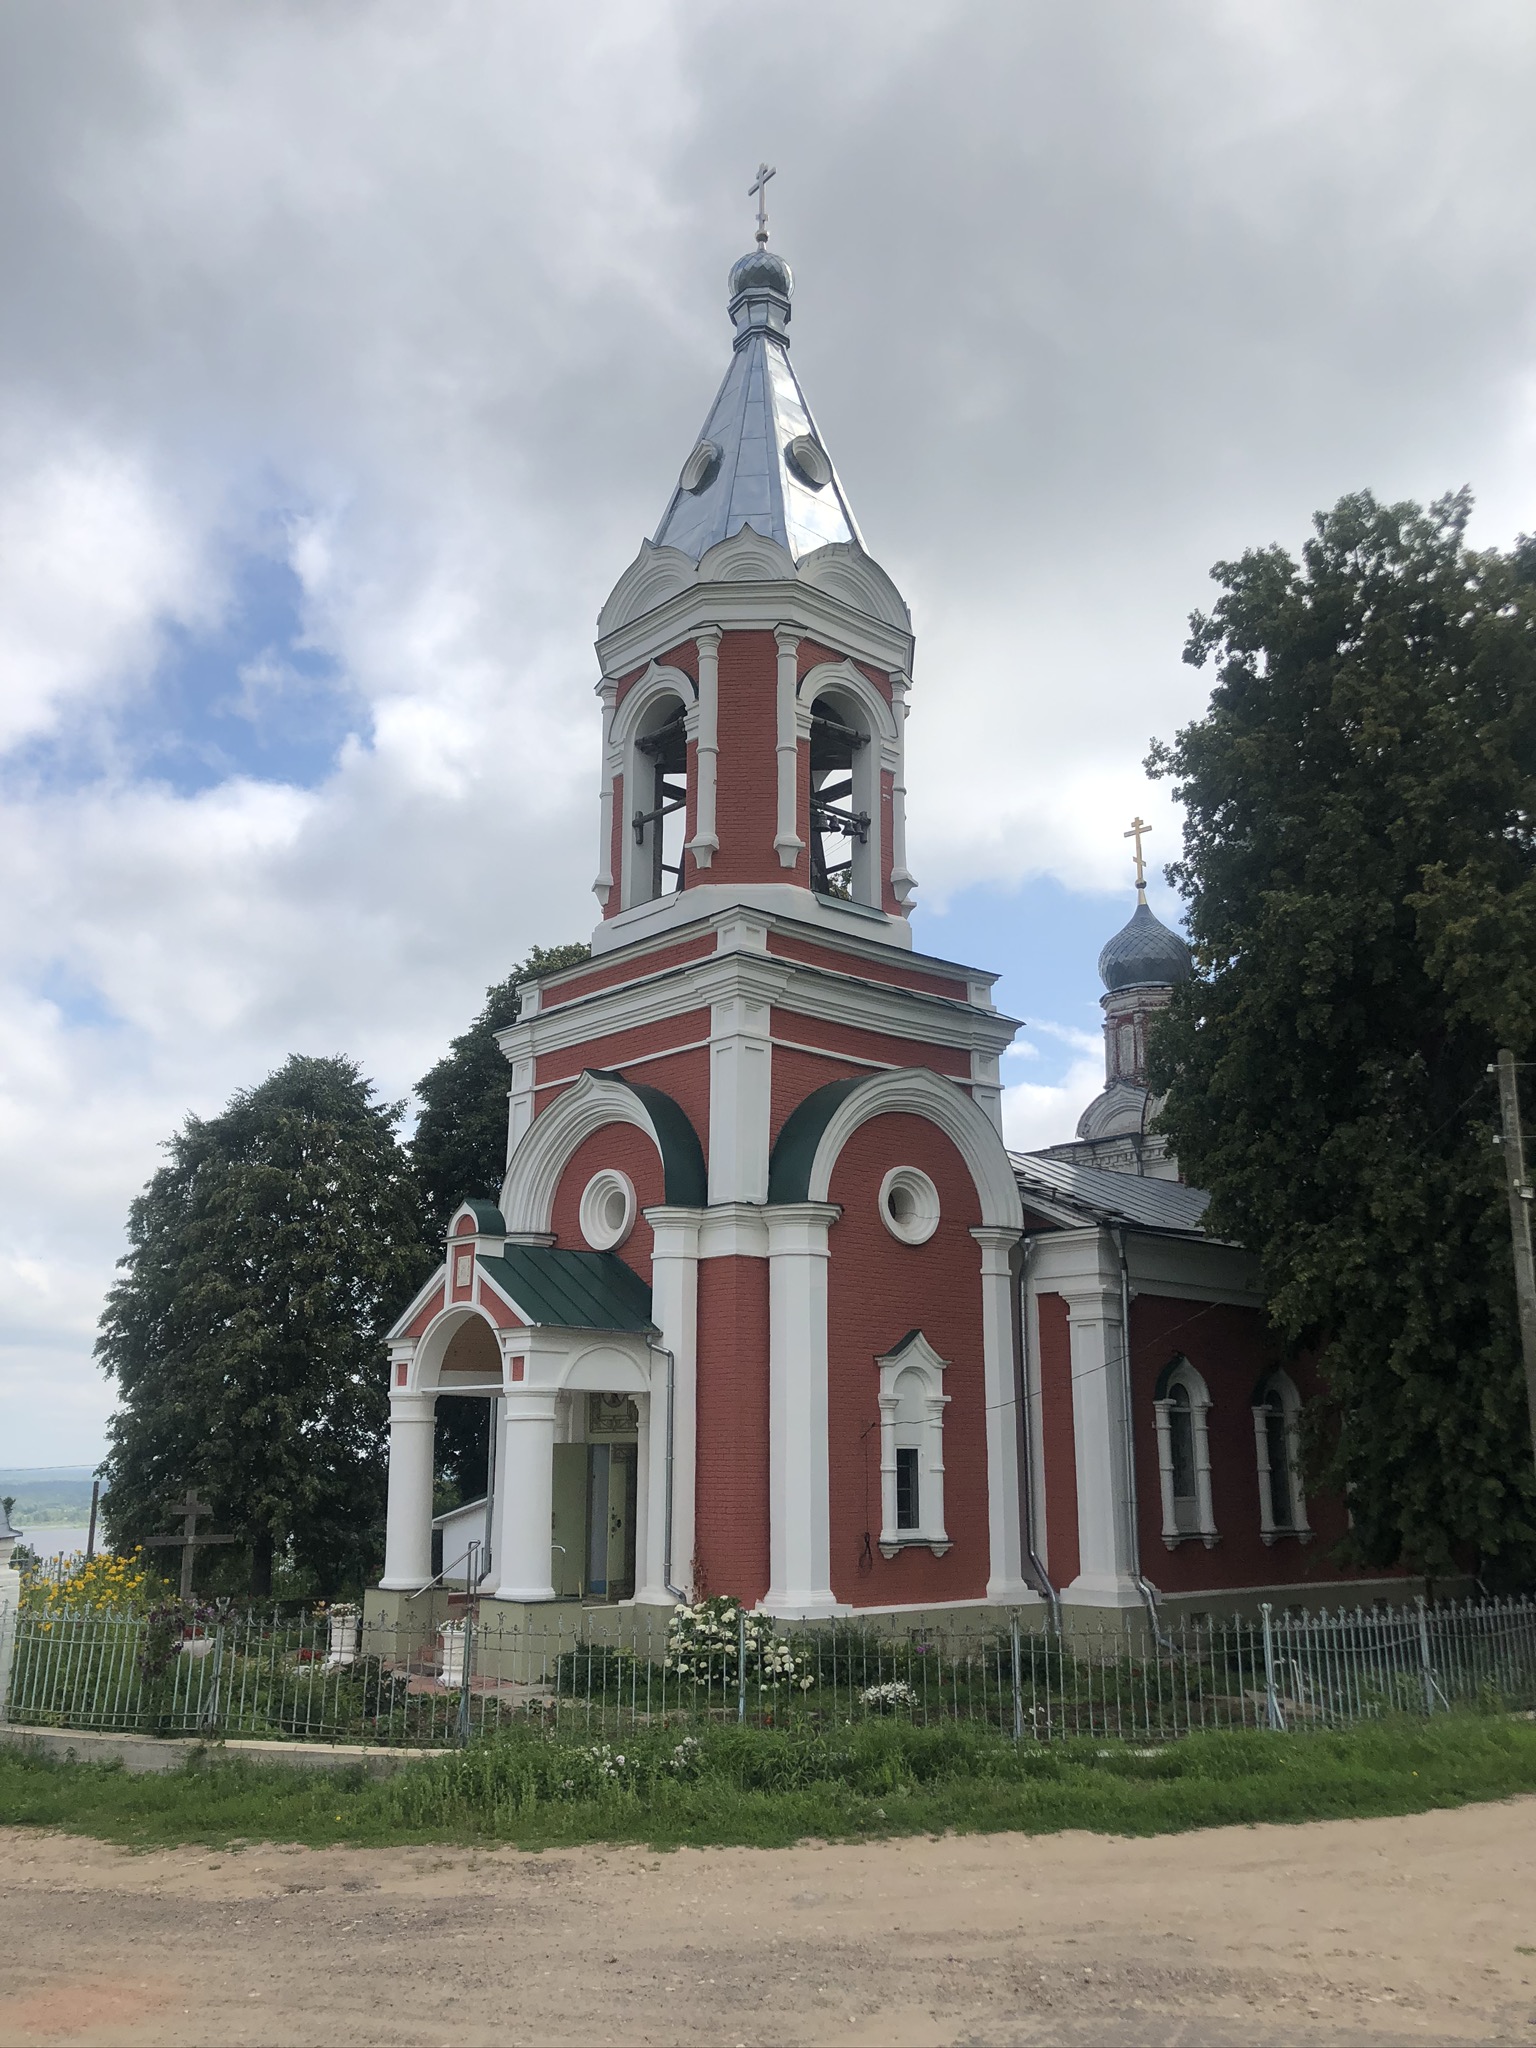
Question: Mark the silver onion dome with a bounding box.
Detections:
[728,247,793,302]
[1097,900,1194,993]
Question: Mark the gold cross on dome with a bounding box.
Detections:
[749,162,776,246]
[1125,815,1151,895]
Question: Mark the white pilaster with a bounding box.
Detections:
[773,626,804,868]
[1058,1242,1142,1609]
[505,1054,536,1162]
[687,626,721,868]
[889,668,917,906]
[641,1207,702,1604]
[592,676,618,905]
[765,1202,842,1617]
[973,1225,1032,1603]
[493,1392,559,1601]
[381,1393,437,1590]
[708,993,773,1204]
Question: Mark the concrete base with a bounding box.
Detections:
[0,1724,429,1778]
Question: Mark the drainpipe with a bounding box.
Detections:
[649,1343,687,1602]
[1113,1225,1174,1650]
[1013,1234,1061,1632]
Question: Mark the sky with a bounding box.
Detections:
[3,0,1535,1466]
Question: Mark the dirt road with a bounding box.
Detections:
[2,1801,1534,2045]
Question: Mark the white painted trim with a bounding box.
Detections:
[802,1066,1024,1232]
[589,878,913,955]
[876,1332,950,1554]
[592,676,618,906]
[687,627,722,867]
[613,663,695,913]
[1152,1358,1218,1549]
[645,1206,702,1602]
[501,1071,664,1235]
[774,626,804,867]
[381,1394,437,1589]
[708,993,773,1204]
[764,1202,842,1618]
[1253,1368,1312,1545]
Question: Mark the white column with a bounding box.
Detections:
[1060,1251,1143,1610]
[641,1208,701,1605]
[765,1202,841,1617]
[687,626,721,869]
[773,626,804,868]
[889,669,916,906]
[505,1054,536,1162]
[381,1393,437,1590]
[592,677,618,906]
[708,994,773,1205]
[972,1226,1031,1603]
[493,1392,559,1601]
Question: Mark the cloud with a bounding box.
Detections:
[1000,1026,1105,1153]
[1,1,1534,1457]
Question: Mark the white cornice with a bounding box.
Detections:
[590,881,914,955]
[596,579,914,680]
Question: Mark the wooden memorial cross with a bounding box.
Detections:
[144,1490,239,1600]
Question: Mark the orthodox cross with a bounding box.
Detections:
[144,1490,239,1601]
[749,162,776,246]
[1125,815,1151,896]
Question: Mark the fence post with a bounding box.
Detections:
[1010,1612,1024,1741]
[1416,1595,1436,1717]
[1260,1602,1287,1732]
[458,1605,475,1747]
[737,1606,747,1724]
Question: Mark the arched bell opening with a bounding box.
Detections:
[631,693,690,902]
[809,689,874,904]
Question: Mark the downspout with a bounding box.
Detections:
[1113,1225,1175,1650]
[1013,1234,1061,1631]
[649,1342,687,1602]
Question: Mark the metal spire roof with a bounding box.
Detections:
[652,246,865,564]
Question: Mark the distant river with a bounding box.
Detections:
[23,1526,93,1560]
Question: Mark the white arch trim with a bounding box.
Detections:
[560,1340,652,1393]
[608,660,696,761]
[803,1067,1024,1231]
[408,1302,510,1392]
[797,656,900,768]
[501,1070,664,1235]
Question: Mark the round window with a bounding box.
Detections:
[579,1168,637,1252]
[679,439,722,494]
[784,433,832,489]
[879,1166,940,1246]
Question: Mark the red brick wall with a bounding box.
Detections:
[548,1123,665,1285]
[714,630,792,888]
[769,1008,971,1083]
[535,1038,711,1158]
[1036,1292,1079,1585]
[765,931,969,1001]
[1127,1297,1386,1595]
[539,934,717,1010]
[823,1112,988,1608]
[695,1253,771,1604]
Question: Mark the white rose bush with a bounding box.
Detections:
[664,1594,816,1699]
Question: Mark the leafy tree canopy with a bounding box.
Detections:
[411,941,590,1230]
[97,1055,430,1595]
[1149,488,1536,1581]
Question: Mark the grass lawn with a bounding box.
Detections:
[2,1714,1535,1854]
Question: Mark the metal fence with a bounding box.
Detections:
[2,1593,1532,1751]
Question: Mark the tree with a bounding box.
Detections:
[97,1055,430,1596]
[411,942,590,1229]
[1148,488,1536,1581]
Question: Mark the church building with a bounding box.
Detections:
[374,208,1422,1636]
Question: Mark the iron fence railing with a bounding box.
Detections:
[1,1593,1532,1750]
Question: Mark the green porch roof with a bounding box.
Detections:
[476,1245,655,1333]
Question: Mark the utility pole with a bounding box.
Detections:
[1494,1050,1536,1471]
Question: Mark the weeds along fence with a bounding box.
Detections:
[0,1593,1532,1751]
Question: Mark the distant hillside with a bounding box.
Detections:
[0,1467,104,1528]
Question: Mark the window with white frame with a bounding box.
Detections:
[627,691,691,904]
[875,1331,950,1557]
[1251,1368,1312,1544]
[1152,1356,1218,1549]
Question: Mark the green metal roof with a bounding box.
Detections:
[767,1076,865,1203]
[476,1245,655,1333]
[588,1071,708,1206]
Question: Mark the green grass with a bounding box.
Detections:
[3,1715,1535,1854]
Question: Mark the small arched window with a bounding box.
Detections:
[875,1332,950,1556]
[1252,1370,1312,1545]
[1152,1357,1218,1549]
[808,690,875,906]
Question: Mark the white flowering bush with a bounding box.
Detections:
[858,1679,918,1714]
[665,1595,815,1694]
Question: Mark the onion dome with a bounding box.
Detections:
[729,247,793,302]
[1097,898,1193,993]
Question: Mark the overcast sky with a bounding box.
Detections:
[3,0,1535,1468]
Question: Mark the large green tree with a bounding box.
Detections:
[97,1055,430,1595]
[1149,489,1536,1582]
[411,942,589,1229]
